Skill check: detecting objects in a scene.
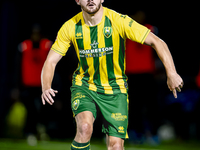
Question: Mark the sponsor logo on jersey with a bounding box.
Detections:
[79,46,113,58]
[111,113,127,121]
[90,40,99,49]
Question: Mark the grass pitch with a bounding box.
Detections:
[0,138,200,150]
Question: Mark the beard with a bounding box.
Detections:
[81,1,102,15]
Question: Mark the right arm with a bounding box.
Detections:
[41,50,62,105]
[41,19,73,105]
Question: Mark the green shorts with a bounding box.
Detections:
[70,86,129,139]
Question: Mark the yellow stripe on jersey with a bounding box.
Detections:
[73,38,83,86]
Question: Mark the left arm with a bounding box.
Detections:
[144,32,183,98]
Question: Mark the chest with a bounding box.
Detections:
[73,21,119,58]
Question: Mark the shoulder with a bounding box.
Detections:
[104,7,130,37]
[62,12,82,28]
[104,7,124,21]
[58,12,82,38]
[104,7,131,29]
[104,7,131,23]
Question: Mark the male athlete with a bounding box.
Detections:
[41,0,183,150]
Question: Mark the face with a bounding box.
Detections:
[76,0,104,15]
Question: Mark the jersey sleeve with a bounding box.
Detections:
[51,21,72,56]
[121,15,150,44]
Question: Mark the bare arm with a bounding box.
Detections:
[41,50,63,105]
[144,32,183,98]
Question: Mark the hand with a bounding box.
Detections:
[167,73,184,98]
[41,88,58,105]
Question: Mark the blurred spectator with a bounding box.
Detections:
[126,11,159,144]
[5,88,27,138]
[17,24,51,137]
[126,11,158,75]
[19,24,51,87]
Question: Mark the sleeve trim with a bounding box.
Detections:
[141,29,151,44]
[51,47,66,56]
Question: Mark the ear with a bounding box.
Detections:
[75,0,80,5]
[101,0,104,3]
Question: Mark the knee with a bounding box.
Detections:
[108,143,123,150]
[108,138,123,150]
[78,122,93,137]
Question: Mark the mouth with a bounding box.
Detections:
[87,3,95,7]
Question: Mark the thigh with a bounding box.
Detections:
[71,87,97,119]
[75,111,95,125]
[74,111,95,143]
[98,93,129,139]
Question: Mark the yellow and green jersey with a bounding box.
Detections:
[51,7,150,94]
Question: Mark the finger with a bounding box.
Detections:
[180,82,184,88]
[176,87,181,92]
[49,89,56,97]
[46,92,55,103]
[41,95,46,105]
[53,90,58,93]
[44,95,52,105]
[178,81,184,89]
[168,85,172,91]
[43,93,53,105]
[172,89,177,99]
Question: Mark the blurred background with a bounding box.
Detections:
[0,0,200,149]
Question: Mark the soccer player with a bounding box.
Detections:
[41,0,183,149]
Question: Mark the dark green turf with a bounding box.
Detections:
[0,138,200,150]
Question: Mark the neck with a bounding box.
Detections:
[82,6,104,26]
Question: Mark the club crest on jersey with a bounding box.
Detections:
[103,27,113,38]
[72,99,80,111]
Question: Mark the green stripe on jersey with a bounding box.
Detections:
[89,26,102,92]
[119,36,127,83]
[104,16,120,94]
[75,20,89,82]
